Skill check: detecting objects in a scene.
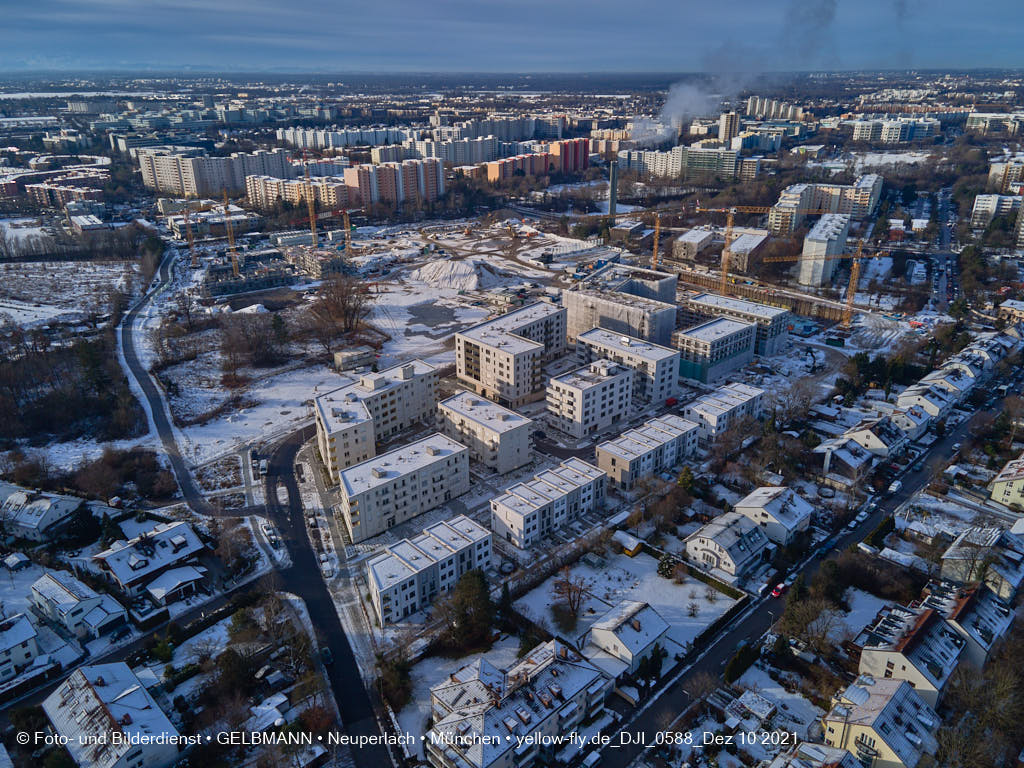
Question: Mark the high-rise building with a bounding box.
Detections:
[768,175,882,234]
[546,359,634,439]
[342,158,444,206]
[718,111,741,142]
[799,214,851,286]
[138,147,293,196]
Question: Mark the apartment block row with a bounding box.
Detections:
[768,174,883,234]
[342,158,444,206]
[546,359,633,439]
[575,328,679,404]
[682,382,766,445]
[245,173,348,210]
[138,146,293,196]
[596,414,699,489]
[677,292,792,356]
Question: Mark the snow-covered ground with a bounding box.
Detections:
[514,551,737,650]
[852,150,935,170]
[834,588,890,641]
[736,663,825,745]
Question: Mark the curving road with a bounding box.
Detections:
[119,251,213,515]
[263,428,394,768]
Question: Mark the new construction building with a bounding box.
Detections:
[546,360,633,439]
[575,328,679,404]
[678,293,792,356]
[673,318,756,383]
[337,434,469,543]
[437,391,532,475]
[564,288,677,346]
[315,361,439,483]
[682,382,765,445]
[595,414,699,489]
[455,302,567,407]
[366,515,492,624]
[490,458,606,548]
[799,214,851,287]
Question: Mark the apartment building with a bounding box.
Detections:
[575,328,679,404]
[969,193,1022,227]
[678,293,792,356]
[997,298,1024,323]
[734,486,813,545]
[988,156,1024,190]
[940,527,1024,601]
[822,677,938,768]
[596,414,699,489]
[684,511,771,579]
[768,174,882,234]
[403,135,502,164]
[277,125,415,149]
[343,157,444,207]
[138,147,293,196]
[426,640,611,768]
[682,382,765,445]
[854,604,965,708]
[43,663,181,768]
[245,174,347,210]
[799,214,851,286]
[546,360,633,439]
[673,228,715,260]
[490,458,606,548]
[484,151,553,181]
[851,117,939,143]
[564,288,677,346]
[673,318,756,384]
[0,614,39,683]
[437,391,532,475]
[718,111,741,142]
[314,361,439,483]
[455,302,567,408]
[366,515,492,624]
[337,434,469,543]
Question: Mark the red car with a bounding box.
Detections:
[771,583,787,598]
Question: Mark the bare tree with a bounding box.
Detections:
[310,274,373,353]
[553,566,590,617]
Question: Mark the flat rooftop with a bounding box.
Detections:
[675,317,753,344]
[567,287,676,313]
[550,359,629,391]
[315,359,435,434]
[457,301,562,354]
[597,414,698,461]
[367,514,489,591]
[687,292,790,321]
[340,432,465,497]
[577,328,678,362]
[439,391,532,433]
[492,458,604,516]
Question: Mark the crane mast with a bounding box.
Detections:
[223,189,238,278]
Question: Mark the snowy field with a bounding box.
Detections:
[514,551,737,650]
[0,259,140,326]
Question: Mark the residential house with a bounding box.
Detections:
[31,571,128,640]
[684,511,772,580]
[734,487,813,546]
[583,601,669,677]
[93,521,206,597]
[0,614,40,684]
[940,527,1024,601]
[921,581,1014,667]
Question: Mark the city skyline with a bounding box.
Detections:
[3,0,1021,73]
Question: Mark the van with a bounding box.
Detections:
[259,459,268,475]
[887,480,903,495]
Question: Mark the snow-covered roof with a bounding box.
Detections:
[31,570,103,617]
[686,511,770,568]
[367,515,489,592]
[0,613,37,654]
[577,327,678,363]
[339,433,466,497]
[0,481,82,536]
[42,663,179,768]
[676,317,753,344]
[856,605,965,692]
[491,458,605,520]
[457,301,563,354]
[588,601,669,657]
[992,452,1024,486]
[94,521,204,588]
[922,581,1014,655]
[824,676,938,768]
[550,359,630,392]
[145,565,206,603]
[597,414,699,462]
[439,391,532,434]
[315,359,436,435]
[734,486,814,532]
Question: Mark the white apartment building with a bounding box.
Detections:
[314,360,439,483]
[31,571,127,640]
[969,193,1022,227]
[596,414,699,490]
[855,604,966,708]
[822,677,938,768]
[575,328,679,404]
[682,381,765,445]
[245,173,348,210]
[678,293,792,356]
[768,174,882,234]
[138,147,293,196]
[989,452,1024,509]
[546,360,633,439]
[338,434,469,543]
[0,614,39,683]
[490,458,606,548]
[563,288,677,346]
[455,302,567,408]
[43,663,180,768]
[366,515,492,624]
[437,391,532,475]
[799,214,851,286]
[734,486,813,545]
[426,640,611,768]
[673,228,715,260]
[673,318,756,384]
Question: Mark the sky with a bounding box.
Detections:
[1,0,1021,73]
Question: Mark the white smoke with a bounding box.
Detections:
[630,81,728,146]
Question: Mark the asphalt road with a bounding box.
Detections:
[263,427,393,768]
[597,397,990,768]
[119,251,213,516]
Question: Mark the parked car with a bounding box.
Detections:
[771,583,787,598]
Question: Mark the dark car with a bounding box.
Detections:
[321,647,334,665]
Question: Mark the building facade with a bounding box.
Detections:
[437,391,532,475]
[546,360,634,439]
[595,414,699,490]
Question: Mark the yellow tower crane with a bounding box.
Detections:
[651,213,661,270]
[223,189,239,278]
[304,153,318,248]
